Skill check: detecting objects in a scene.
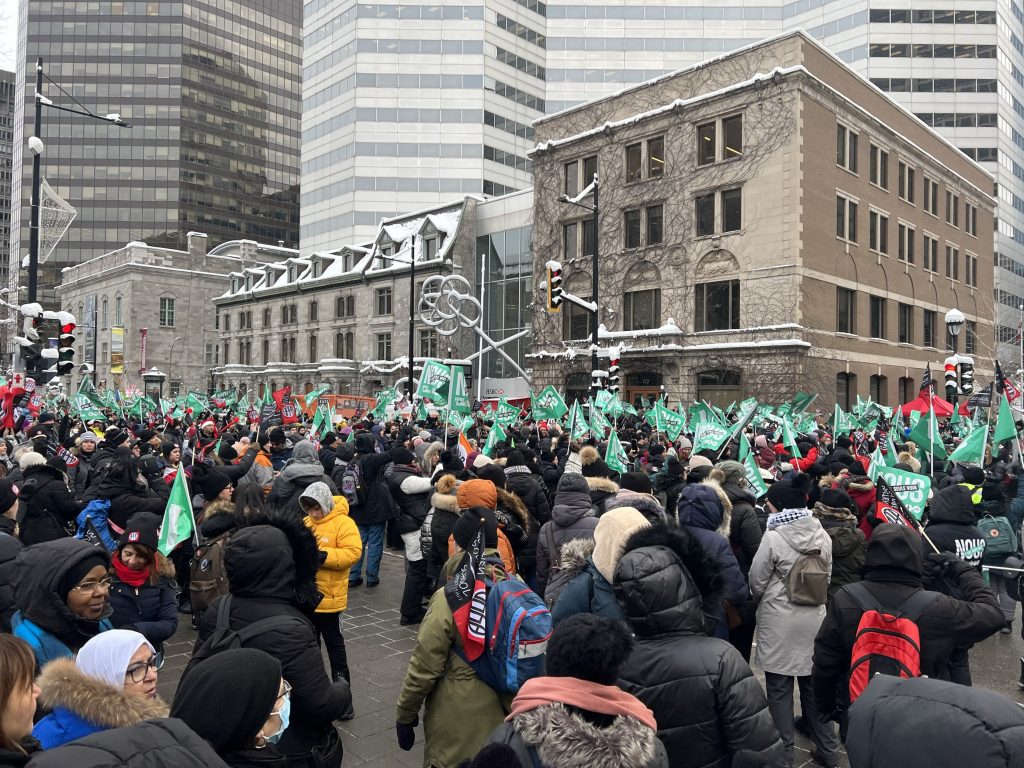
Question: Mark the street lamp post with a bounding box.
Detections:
[945,308,965,408]
[559,174,600,400]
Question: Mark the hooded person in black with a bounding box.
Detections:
[171,648,288,768]
[266,440,337,514]
[187,510,350,768]
[812,524,1004,724]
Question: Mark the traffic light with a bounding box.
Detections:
[959,358,974,399]
[944,356,958,402]
[56,311,76,375]
[13,303,44,371]
[545,260,562,312]
[607,350,620,394]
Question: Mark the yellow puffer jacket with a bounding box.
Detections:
[304,496,363,613]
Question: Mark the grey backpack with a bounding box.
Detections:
[778,529,829,606]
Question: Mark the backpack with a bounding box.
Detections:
[457,577,552,694]
[979,514,1018,557]
[189,594,298,665]
[777,529,830,606]
[541,525,574,609]
[189,532,232,615]
[74,499,117,552]
[340,460,365,507]
[845,581,938,703]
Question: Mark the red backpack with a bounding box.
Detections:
[845,581,938,703]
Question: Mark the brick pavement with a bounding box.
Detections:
[157,547,854,767]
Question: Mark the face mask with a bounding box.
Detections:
[265,695,291,745]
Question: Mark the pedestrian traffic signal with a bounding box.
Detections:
[608,352,620,394]
[959,359,974,398]
[545,260,562,313]
[56,311,76,375]
[944,357,958,401]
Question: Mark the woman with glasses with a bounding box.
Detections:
[171,648,291,768]
[32,629,168,749]
[108,515,178,652]
[10,538,114,669]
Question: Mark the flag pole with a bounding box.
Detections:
[928,373,935,477]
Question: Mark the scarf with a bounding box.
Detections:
[112,555,150,587]
[507,677,657,731]
[766,507,811,531]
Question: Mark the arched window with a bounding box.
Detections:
[836,372,857,411]
[309,334,318,362]
[898,376,915,404]
[309,301,318,322]
[346,332,354,359]
[114,296,123,327]
[869,374,888,405]
[101,297,108,329]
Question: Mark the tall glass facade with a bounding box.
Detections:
[11,0,301,305]
[476,223,532,378]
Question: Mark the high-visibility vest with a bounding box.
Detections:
[959,482,983,505]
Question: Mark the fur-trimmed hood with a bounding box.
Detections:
[511,703,663,768]
[37,658,168,729]
[846,478,874,493]
[812,501,858,524]
[614,522,723,637]
[497,487,532,533]
[431,473,460,514]
[558,537,596,571]
[676,477,732,538]
[199,499,241,539]
[586,476,619,496]
[606,490,666,524]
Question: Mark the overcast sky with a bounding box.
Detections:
[0,0,16,72]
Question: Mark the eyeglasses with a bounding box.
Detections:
[71,576,112,594]
[125,653,164,683]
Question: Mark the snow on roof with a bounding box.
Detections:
[597,319,683,340]
[527,338,810,359]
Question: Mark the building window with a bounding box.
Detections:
[308,335,318,362]
[423,237,438,260]
[263,307,271,326]
[695,280,740,332]
[869,210,889,254]
[564,155,598,197]
[869,374,888,405]
[625,136,665,182]
[923,234,938,272]
[836,194,858,242]
[837,124,858,172]
[335,331,355,359]
[696,189,741,235]
[870,296,887,339]
[280,305,289,324]
[114,296,122,327]
[898,161,915,203]
[375,287,392,316]
[204,343,215,366]
[624,204,663,248]
[923,176,939,215]
[101,298,108,329]
[309,301,318,322]
[898,302,913,344]
[262,338,269,363]
[966,253,978,287]
[375,333,392,360]
[697,114,743,166]
[563,221,578,258]
[945,245,959,280]
[159,297,175,327]
[563,300,594,340]
[223,342,230,365]
[290,305,298,323]
[289,336,297,362]
[965,202,978,236]
[419,328,439,358]
[899,376,915,403]
[697,121,716,165]
[646,204,663,245]
[336,295,355,318]
[623,288,661,331]
[624,209,641,248]
[696,193,715,236]
[836,287,856,334]
[224,313,231,332]
[722,189,742,232]
[869,145,889,189]
[836,372,857,410]
[898,222,915,263]
[923,309,937,347]
[965,320,978,354]
[945,191,960,226]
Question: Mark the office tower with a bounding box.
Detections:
[10,0,302,305]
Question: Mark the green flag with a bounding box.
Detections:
[781,417,803,459]
[74,394,105,422]
[605,430,629,474]
[77,376,105,407]
[309,404,329,442]
[482,422,507,457]
[741,450,769,498]
[993,393,1016,445]
[157,467,195,556]
[448,366,471,415]
[565,401,589,441]
[868,463,932,520]
[589,400,612,437]
[304,385,330,408]
[789,391,818,415]
[532,385,568,421]
[654,402,686,440]
[906,407,947,459]
[947,423,987,466]
[417,359,451,402]
[594,389,614,410]
[693,422,731,454]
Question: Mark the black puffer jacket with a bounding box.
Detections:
[925,485,987,569]
[846,675,1024,768]
[504,466,551,528]
[18,464,83,546]
[108,568,179,651]
[535,474,597,596]
[189,511,350,767]
[720,481,762,576]
[83,452,167,530]
[347,445,395,526]
[388,464,432,534]
[614,524,786,768]
[0,515,22,631]
[428,475,460,571]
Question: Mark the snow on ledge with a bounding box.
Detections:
[527,338,810,360]
[597,319,683,339]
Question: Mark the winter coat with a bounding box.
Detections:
[845,477,877,537]
[845,675,1024,768]
[266,441,337,512]
[812,526,1004,717]
[240,449,274,493]
[720,481,762,576]
[605,489,666,524]
[676,481,749,638]
[190,512,351,766]
[586,477,619,517]
[303,496,362,613]
[24,718,232,768]
[428,475,461,572]
[488,699,669,768]
[615,524,787,768]
[67,453,95,501]
[0,739,38,768]
[32,658,169,749]
[549,540,625,626]
[348,451,395,526]
[812,502,865,596]
[749,513,831,676]
[503,466,551,529]
[0,515,22,631]
[496,488,533,575]
[18,464,82,546]
[538,459,560,500]
[389,465,432,534]
[396,553,513,768]
[83,471,165,531]
[926,485,987,568]
[108,571,179,651]
[535,486,597,596]
[11,538,113,668]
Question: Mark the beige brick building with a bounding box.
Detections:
[527,30,996,409]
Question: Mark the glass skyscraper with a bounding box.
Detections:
[10,0,301,305]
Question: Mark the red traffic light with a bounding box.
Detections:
[60,322,76,334]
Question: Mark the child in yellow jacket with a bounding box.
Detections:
[300,482,362,710]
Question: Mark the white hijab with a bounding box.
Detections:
[76,629,154,688]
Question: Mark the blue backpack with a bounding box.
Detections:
[458,578,552,694]
[75,499,117,552]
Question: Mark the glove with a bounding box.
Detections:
[924,551,965,583]
[396,716,418,751]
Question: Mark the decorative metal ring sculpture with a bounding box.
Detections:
[418,274,480,336]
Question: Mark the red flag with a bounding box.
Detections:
[443,519,487,662]
[1005,378,1021,403]
[272,386,292,412]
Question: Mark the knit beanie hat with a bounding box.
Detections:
[619,471,652,495]
[688,455,713,471]
[171,648,282,753]
[715,460,746,487]
[820,487,857,516]
[19,451,45,471]
[766,473,810,511]
[754,434,769,450]
[453,507,499,549]
[545,614,635,685]
[193,464,232,499]
[475,464,508,490]
[580,446,610,478]
[161,442,180,458]
[456,478,497,510]
[139,429,159,444]
[59,552,111,601]
[104,427,129,447]
[556,471,590,495]
[591,506,651,583]
[962,466,985,485]
[391,447,416,465]
[119,513,160,552]
[0,478,17,514]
